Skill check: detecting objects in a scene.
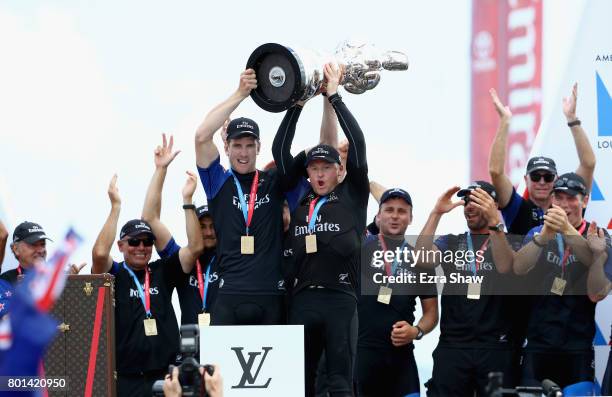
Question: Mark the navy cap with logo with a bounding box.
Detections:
[305,144,341,166]
[196,205,212,219]
[553,172,587,196]
[526,156,557,175]
[457,181,498,202]
[119,219,156,240]
[380,188,413,207]
[12,221,53,244]
[226,117,260,141]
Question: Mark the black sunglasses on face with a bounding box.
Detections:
[529,172,555,183]
[126,237,155,247]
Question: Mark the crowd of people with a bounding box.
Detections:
[1,64,612,397]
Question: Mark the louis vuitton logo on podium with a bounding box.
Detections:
[231,346,273,389]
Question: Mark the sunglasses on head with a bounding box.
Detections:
[553,179,587,194]
[529,172,555,183]
[126,237,155,247]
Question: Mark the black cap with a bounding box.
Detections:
[226,117,260,141]
[196,205,212,219]
[553,172,587,196]
[119,219,156,240]
[305,144,341,166]
[457,181,498,202]
[12,221,52,244]
[380,188,413,207]
[526,156,557,175]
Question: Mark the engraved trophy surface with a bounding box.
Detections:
[246,40,409,112]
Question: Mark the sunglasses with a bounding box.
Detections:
[529,172,555,183]
[126,237,155,247]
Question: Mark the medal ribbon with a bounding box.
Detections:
[556,220,587,278]
[230,170,259,235]
[16,266,22,276]
[123,263,152,318]
[307,196,328,234]
[466,233,490,276]
[196,256,215,311]
[378,234,409,277]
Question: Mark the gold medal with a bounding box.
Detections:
[144,318,158,336]
[377,286,392,305]
[551,277,566,296]
[305,234,317,253]
[198,312,211,327]
[467,282,481,300]
[241,235,254,254]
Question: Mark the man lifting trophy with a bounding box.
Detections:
[246,40,409,112]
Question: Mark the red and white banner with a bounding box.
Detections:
[471,0,542,184]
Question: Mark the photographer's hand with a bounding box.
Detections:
[201,365,224,397]
[163,366,182,397]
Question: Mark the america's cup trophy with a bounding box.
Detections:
[246,40,409,112]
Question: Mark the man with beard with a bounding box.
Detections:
[514,172,611,395]
[415,182,522,397]
[357,187,438,397]
[141,134,219,326]
[92,173,203,396]
[488,84,596,236]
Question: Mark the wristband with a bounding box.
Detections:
[328,93,342,104]
[182,204,196,210]
[567,119,581,127]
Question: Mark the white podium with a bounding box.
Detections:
[200,325,304,396]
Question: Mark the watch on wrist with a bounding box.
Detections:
[415,325,424,340]
[532,233,547,248]
[182,204,196,210]
[567,119,581,127]
[488,223,504,233]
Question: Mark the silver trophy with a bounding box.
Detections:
[246,40,409,112]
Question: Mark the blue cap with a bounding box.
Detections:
[380,188,412,207]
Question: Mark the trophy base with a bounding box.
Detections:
[246,43,306,113]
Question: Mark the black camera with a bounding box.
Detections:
[152,325,215,397]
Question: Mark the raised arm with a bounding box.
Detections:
[142,134,180,252]
[0,220,8,272]
[272,103,304,189]
[319,95,339,147]
[414,186,463,269]
[178,171,204,274]
[195,69,256,168]
[563,83,596,192]
[487,88,514,208]
[325,64,367,171]
[369,181,387,203]
[92,175,121,274]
